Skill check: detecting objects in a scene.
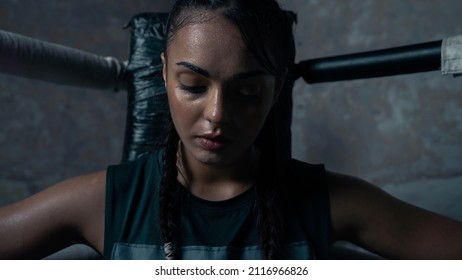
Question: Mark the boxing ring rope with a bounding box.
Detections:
[2,26,461,164]
[1,29,461,92]
[296,36,462,83]
[296,40,442,83]
[0,30,126,91]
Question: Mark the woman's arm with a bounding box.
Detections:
[328,171,462,259]
[0,171,106,259]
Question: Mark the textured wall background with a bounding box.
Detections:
[283,0,462,220]
[0,0,172,205]
[0,1,461,220]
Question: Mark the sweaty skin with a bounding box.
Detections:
[0,171,105,258]
[1,10,462,259]
[162,15,277,201]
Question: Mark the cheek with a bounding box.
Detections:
[167,88,200,132]
[237,89,277,132]
[235,99,273,135]
[167,86,184,126]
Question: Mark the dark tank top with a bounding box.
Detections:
[104,150,331,259]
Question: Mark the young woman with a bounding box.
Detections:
[1,0,462,259]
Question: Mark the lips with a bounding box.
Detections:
[196,134,231,151]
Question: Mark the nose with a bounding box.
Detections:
[203,87,231,124]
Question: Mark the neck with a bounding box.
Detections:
[177,145,259,201]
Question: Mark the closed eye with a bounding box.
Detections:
[178,84,207,94]
[235,84,261,98]
[238,88,259,97]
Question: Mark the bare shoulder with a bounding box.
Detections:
[326,171,399,240]
[0,170,107,259]
[326,170,462,259]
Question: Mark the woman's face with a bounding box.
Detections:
[162,13,278,167]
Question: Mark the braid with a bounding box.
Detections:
[255,110,285,259]
[255,183,283,259]
[159,121,181,259]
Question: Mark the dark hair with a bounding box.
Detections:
[160,0,296,259]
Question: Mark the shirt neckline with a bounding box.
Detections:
[176,181,255,213]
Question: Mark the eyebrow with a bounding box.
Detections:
[176,61,267,81]
[176,61,210,77]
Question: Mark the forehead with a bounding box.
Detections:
[166,13,262,76]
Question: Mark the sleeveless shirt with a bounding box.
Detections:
[103,150,331,259]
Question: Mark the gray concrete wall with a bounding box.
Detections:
[0,0,171,205]
[1,1,461,221]
[281,0,462,220]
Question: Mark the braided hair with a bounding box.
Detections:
[159,122,180,259]
[160,0,296,259]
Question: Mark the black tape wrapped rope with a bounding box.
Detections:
[121,13,171,162]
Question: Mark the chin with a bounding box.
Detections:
[194,149,238,167]
[196,152,227,165]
